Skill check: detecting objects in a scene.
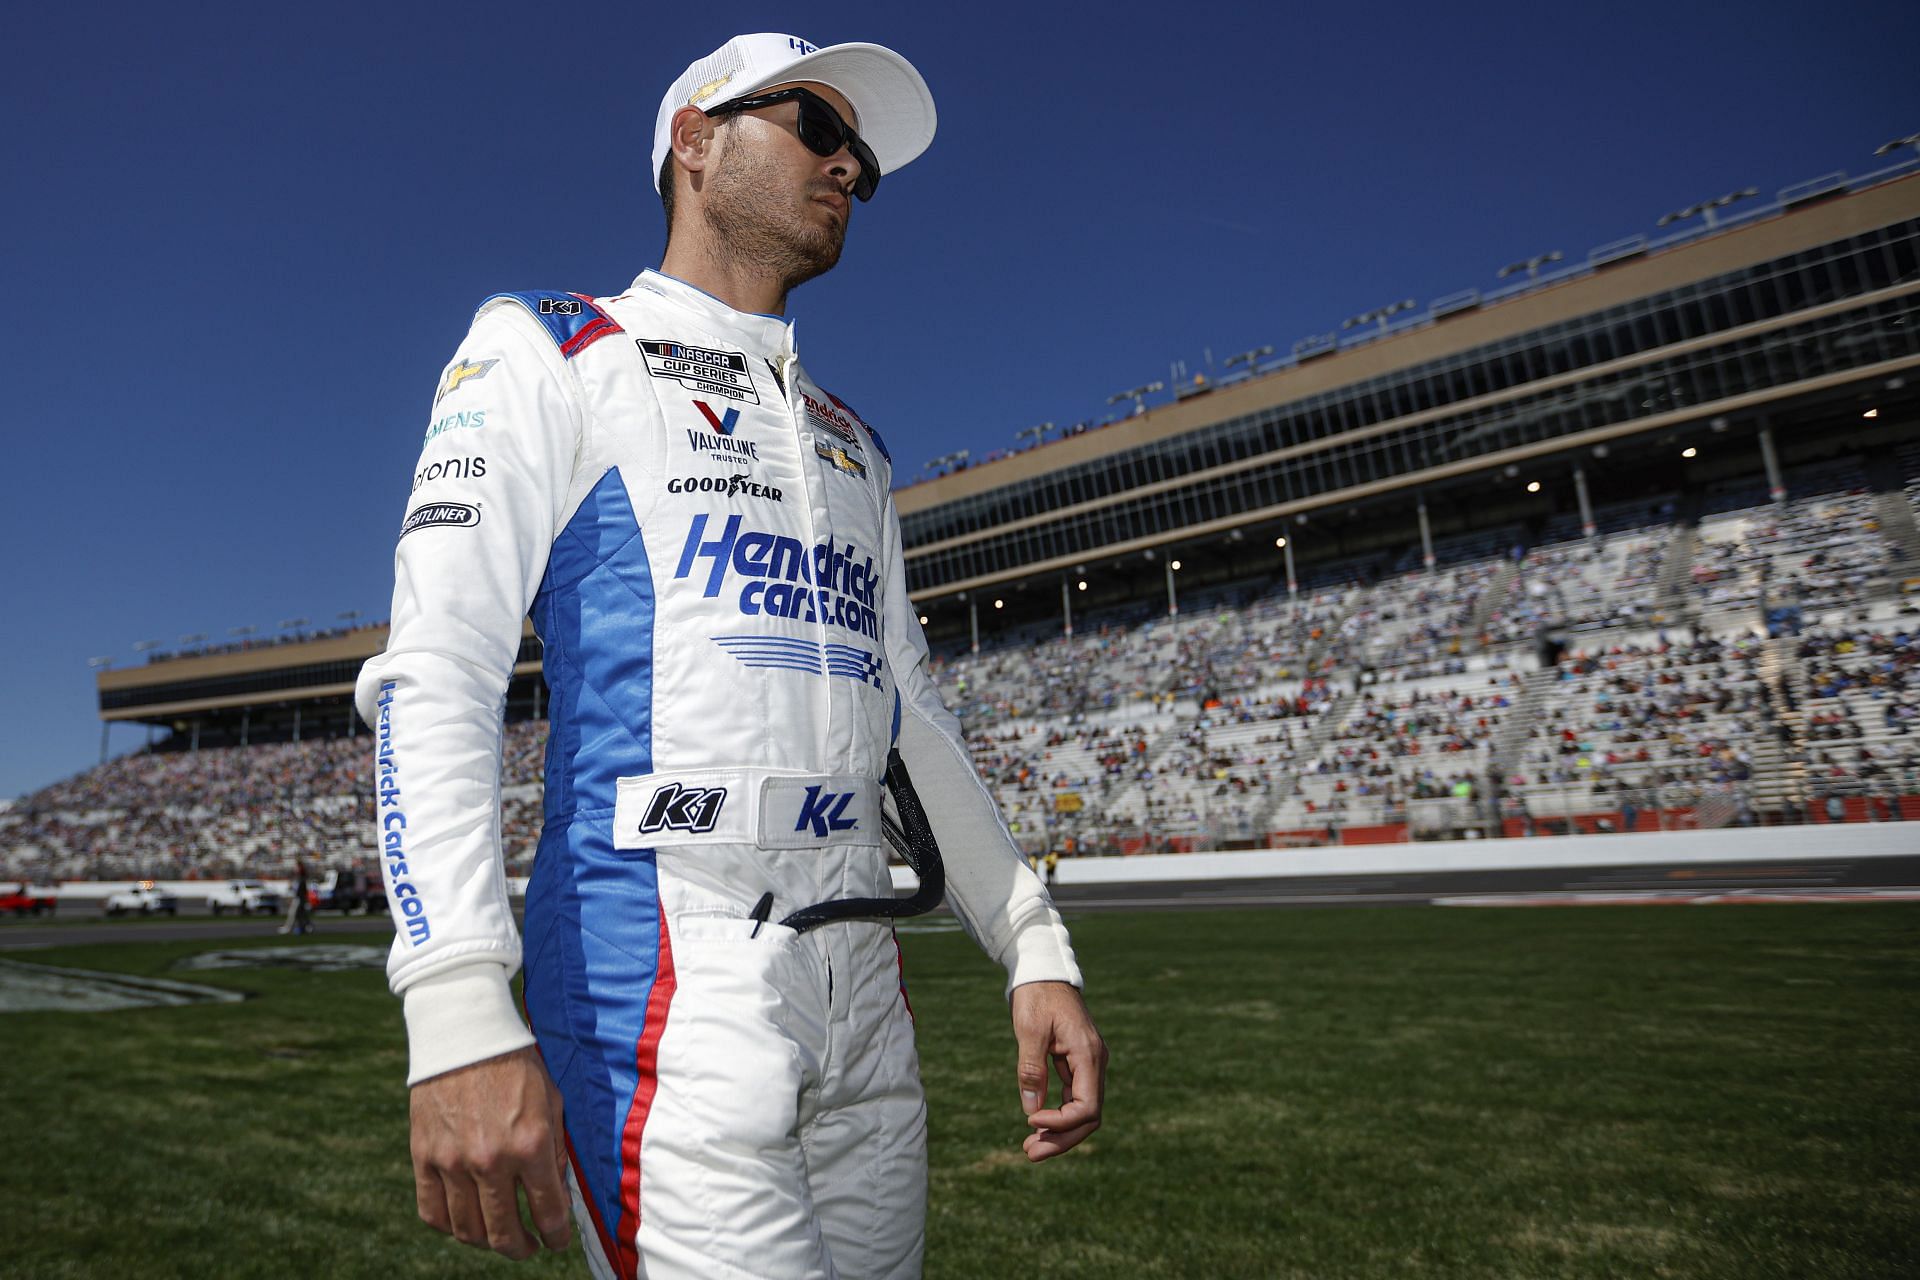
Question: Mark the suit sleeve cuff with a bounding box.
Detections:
[1001,917,1084,997]
[401,962,536,1086]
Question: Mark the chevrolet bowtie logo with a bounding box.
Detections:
[687,74,733,106]
[435,357,498,405]
[815,441,867,479]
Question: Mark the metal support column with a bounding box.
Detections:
[241,708,250,748]
[190,720,200,752]
[1283,536,1299,614]
[969,596,979,655]
[99,720,109,764]
[1062,576,1073,639]
[293,704,301,743]
[1757,423,1786,503]
[1417,500,1436,572]
[1573,466,1596,539]
[1165,557,1178,617]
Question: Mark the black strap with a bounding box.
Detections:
[777,749,946,933]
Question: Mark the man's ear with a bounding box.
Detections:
[671,105,714,178]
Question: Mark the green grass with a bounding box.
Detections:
[3,905,1916,1278]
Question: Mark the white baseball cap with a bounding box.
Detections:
[651,33,937,196]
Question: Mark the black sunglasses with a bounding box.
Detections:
[705,87,881,202]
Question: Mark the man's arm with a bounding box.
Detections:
[877,491,1107,1159]
[354,300,589,1253]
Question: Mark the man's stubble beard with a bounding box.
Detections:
[700,129,848,296]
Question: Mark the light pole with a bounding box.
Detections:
[1497,250,1563,281]
[1276,534,1298,613]
[1876,132,1920,162]
[1165,557,1182,618]
[1223,345,1274,383]
[1657,188,1757,229]
[1343,299,1416,337]
[1107,381,1165,417]
[88,657,113,760]
[1015,422,1054,451]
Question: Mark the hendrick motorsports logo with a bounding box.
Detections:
[676,513,880,640]
[801,391,861,445]
[638,339,760,404]
[400,502,480,537]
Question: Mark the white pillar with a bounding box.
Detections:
[1757,423,1786,504]
[1573,466,1596,539]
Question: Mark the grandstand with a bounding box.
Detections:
[5,159,1919,881]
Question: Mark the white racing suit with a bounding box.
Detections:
[355,269,1081,1279]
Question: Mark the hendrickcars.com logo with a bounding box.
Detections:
[674,513,880,640]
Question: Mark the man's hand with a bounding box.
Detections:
[409,1046,572,1260]
[1010,981,1107,1162]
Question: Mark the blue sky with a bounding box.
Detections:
[2,0,1915,800]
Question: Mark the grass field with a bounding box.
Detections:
[3,904,1916,1279]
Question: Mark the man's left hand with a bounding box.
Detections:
[1009,981,1107,1162]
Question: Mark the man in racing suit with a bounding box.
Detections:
[355,32,1105,1279]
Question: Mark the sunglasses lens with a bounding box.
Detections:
[794,97,840,157]
[788,93,882,202]
[850,141,880,202]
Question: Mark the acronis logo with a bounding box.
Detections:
[424,409,487,444]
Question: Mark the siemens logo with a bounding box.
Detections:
[375,681,431,946]
[423,408,487,443]
[675,513,880,641]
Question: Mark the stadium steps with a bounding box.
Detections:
[1866,485,1920,595]
[1651,522,1700,621]
[1487,667,1558,785]
[1251,686,1356,831]
[1756,636,1813,816]
[1464,560,1519,651]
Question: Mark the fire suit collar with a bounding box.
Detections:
[628,269,796,359]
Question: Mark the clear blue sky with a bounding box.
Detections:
[3,0,1915,800]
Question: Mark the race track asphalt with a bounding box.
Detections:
[6,853,1916,950]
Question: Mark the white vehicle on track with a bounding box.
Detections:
[206,880,282,917]
[103,882,179,918]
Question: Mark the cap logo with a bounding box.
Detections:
[788,37,818,53]
[687,74,733,105]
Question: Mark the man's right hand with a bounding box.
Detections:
[409,1046,573,1260]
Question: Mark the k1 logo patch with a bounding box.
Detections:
[638,782,727,836]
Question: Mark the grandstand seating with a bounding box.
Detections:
[6,458,1918,881]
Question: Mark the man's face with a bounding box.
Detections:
[701,81,862,289]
